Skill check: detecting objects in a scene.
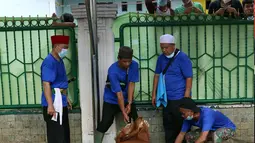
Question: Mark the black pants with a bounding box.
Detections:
[43,107,70,143]
[163,99,185,143]
[97,102,138,133]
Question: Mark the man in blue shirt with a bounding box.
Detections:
[152,34,193,143]
[95,46,139,143]
[175,98,236,143]
[41,35,72,143]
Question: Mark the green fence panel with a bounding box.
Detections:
[0,17,78,108]
[113,13,254,104]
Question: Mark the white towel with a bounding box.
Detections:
[51,88,63,125]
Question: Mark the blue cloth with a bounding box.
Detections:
[41,54,68,107]
[181,107,236,132]
[104,60,139,104]
[155,51,193,100]
[156,73,167,107]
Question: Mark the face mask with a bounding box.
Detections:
[165,48,176,58]
[185,115,193,120]
[165,52,175,58]
[58,49,68,58]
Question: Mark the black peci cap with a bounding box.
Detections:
[118,46,133,59]
[179,98,200,113]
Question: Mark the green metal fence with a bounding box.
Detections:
[0,17,78,108]
[113,13,254,104]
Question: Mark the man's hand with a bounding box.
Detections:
[226,7,238,16]
[193,7,202,13]
[215,8,225,16]
[184,7,193,14]
[195,131,209,143]
[48,105,56,118]
[122,112,130,123]
[125,103,131,115]
[67,98,72,110]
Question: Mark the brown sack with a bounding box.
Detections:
[115,117,150,143]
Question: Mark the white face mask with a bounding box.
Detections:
[58,49,68,58]
[165,52,175,58]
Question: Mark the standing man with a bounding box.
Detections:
[41,35,72,143]
[95,46,139,143]
[152,34,193,143]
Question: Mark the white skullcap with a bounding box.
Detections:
[160,34,175,44]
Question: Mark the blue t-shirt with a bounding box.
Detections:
[104,60,139,104]
[181,107,236,132]
[155,51,193,100]
[41,54,68,107]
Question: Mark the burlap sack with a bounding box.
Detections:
[115,117,150,143]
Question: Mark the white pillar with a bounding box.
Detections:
[72,4,118,143]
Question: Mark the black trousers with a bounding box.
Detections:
[43,107,70,143]
[97,102,138,133]
[163,99,186,143]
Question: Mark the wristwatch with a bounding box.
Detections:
[128,100,132,105]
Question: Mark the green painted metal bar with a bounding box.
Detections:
[212,25,215,100]
[195,26,199,100]
[13,28,21,105]
[137,26,142,102]
[237,24,240,101]
[179,26,182,51]
[228,25,232,99]
[21,29,29,105]
[220,25,223,101]
[204,25,207,99]
[29,22,36,104]
[70,28,79,106]
[187,26,190,57]
[146,26,151,101]
[245,24,248,99]
[134,98,254,105]
[4,23,12,105]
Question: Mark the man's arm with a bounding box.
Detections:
[195,131,209,143]
[43,81,56,117]
[126,82,135,114]
[43,81,53,106]
[52,22,75,27]
[128,82,135,104]
[152,74,159,107]
[180,54,193,98]
[184,78,192,98]
[116,91,126,113]
[175,132,186,143]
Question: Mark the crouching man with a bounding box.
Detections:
[175,98,236,143]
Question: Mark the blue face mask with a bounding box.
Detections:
[185,115,193,120]
[58,49,68,58]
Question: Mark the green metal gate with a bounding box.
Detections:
[0,17,78,108]
[113,13,254,104]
